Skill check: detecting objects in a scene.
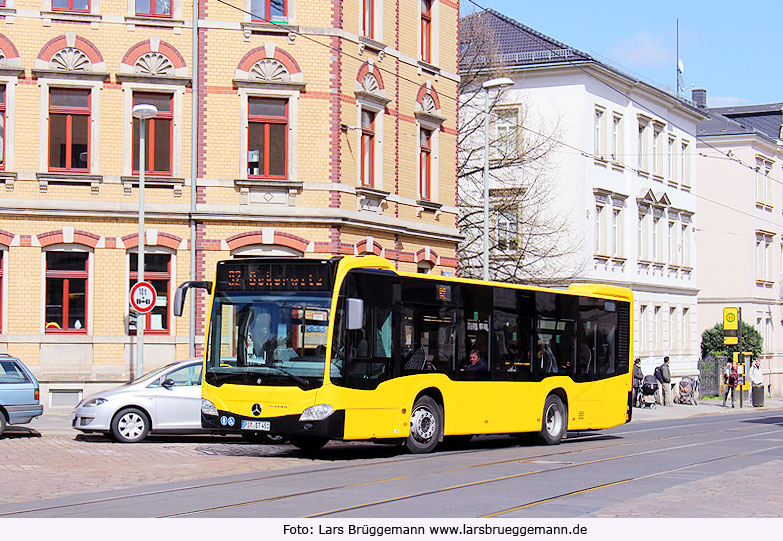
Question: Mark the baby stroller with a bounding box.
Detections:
[674,376,699,405]
[638,374,659,409]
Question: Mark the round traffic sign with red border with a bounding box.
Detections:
[130,281,157,314]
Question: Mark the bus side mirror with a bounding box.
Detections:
[346,298,364,330]
[173,281,213,317]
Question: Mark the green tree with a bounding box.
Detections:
[701,321,762,359]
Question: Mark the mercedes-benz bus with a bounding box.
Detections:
[174,255,632,453]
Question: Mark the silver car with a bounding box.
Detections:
[72,359,203,443]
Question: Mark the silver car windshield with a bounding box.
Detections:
[206,292,331,389]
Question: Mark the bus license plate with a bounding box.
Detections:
[241,420,270,431]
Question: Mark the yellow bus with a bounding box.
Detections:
[174,255,633,453]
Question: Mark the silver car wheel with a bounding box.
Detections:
[544,402,563,438]
[118,412,145,440]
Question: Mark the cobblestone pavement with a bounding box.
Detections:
[589,459,783,517]
[0,430,323,505]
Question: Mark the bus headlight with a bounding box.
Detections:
[201,399,218,416]
[299,404,334,421]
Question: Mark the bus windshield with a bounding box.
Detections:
[206,291,332,389]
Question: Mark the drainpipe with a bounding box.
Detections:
[189,0,199,358]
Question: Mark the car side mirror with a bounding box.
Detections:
[161,378,175,389]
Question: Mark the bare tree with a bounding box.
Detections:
[457,11,585,286]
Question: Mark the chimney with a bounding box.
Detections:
[692,88,707,108]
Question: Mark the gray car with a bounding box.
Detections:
[72,359,203,443]
[0,354,44,438]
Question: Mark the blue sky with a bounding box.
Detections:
[469,0,778,107]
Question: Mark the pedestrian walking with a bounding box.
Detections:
[632,358,643,407]
[723,359,739,408]
[660,356,673,406]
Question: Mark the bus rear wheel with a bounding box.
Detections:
[538,395,566,445]
[405,396,442,454]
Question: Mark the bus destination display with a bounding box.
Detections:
[217,263,332,291]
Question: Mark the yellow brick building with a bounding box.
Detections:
[0,0,460,405]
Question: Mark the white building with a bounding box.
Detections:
[461,10,706,380]
[695,94,783,396]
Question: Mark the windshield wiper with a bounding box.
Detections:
[265,365,310,387]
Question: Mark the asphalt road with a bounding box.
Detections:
[1,404,781,518]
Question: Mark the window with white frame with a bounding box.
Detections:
[611,206,622,257]
[495,108,519,159]
[419,127,432,200]
[496,210,519,251]
[129,252,172,334]
[594,203,605,255]
[49,87,91,172]
[681,221,692,267]
[45,250,89,333]
[360,108,376,187]
[594,107,604,158]
[680,140,691,189]
[611,114,622,162]
[669,307,678,352]
[756,156,773,209]
[420,0,432,63]
[133,92,173,176]
[637,117,650,173]
[668,135,677,185]
[668,218,678,266]
[654,305,662,351]
[756,231,774,284]
[653,123,664,178]
[681,307,690,352]
[639,304,648,352]
[652,215,661,263]
[248,97,288,179]
[638,208,650,261]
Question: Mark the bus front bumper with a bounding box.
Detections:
[202,409,345,440]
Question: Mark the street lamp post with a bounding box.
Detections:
[132,103,158,378]
[481,78,514,281]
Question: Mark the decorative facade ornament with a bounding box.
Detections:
[361,73,380,93]
[134,52,175,76]
[421,93,436,113]
[0,51,6,68]
[249,59,290,82]
[50,48,92,72]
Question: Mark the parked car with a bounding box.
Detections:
[0,354,44,438]
[71,359,284,444]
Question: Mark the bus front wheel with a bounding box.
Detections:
[291,435,329,452]
[405,396,442,454]
[538,395,566,445]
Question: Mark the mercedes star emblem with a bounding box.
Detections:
[251,403,262,416]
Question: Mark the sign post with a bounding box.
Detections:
[130,280,157,378]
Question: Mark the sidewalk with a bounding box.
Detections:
[630,394,783,422]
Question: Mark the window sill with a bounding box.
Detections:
[0,171,17,191]
[125,16,184,28]
[668,180,679,188]
[417,60,440,75]
[356,186,390,213]
[42,11,101,24]
[756,280,774,288]
[652,174,664,182]
[235,178,303,190]
[38,173,103,194]
[241,21,295,35]
[593,157,608,166]
[416,199,443,218]
[358,36,387,53]
[116,73,192,85]
[122,176,184,196]
[611,161,625,171]
[0,8,16,17]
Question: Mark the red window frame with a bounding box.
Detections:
[251,0,287,22]
[419,128,432,200]
[361,109,375,187]
[363,0,374,39]
[48,88,91,173]
[0,85,5,170]
[129,253,171,335]
[133,92,174,176]
[51,0,90,13]
[421,0,432,63]
[248,97,288,179]
[135,0,172,18]
[45,252,88,334]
